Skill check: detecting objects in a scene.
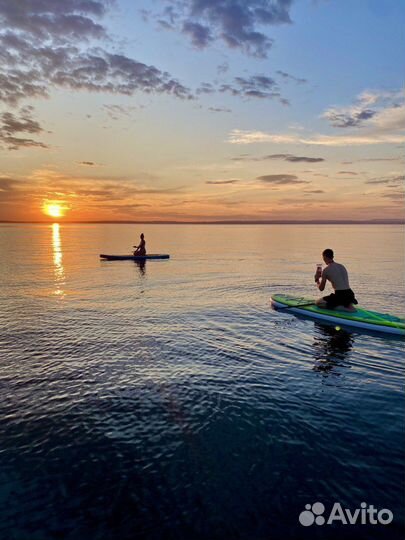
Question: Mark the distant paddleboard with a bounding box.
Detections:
[271,294,404,335]
[100,254,170,261]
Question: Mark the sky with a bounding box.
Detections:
[0,0,404,222]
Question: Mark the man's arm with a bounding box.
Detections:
[317,274,327,292]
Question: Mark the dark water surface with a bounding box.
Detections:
[0,224,404,540]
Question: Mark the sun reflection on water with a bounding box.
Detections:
[52,223,65,297]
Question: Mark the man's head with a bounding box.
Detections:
[140,233,144,239]
[322,248,334,264]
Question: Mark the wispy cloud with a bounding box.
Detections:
[381,190,404,203]
[154,0,293,58]
[276,70,307,84]
[257,174,309,185]
[196,82,215,95]
[365,175,404,185]
[0,176,43,208]
[198,73,290,103]
[93,202,152,215]
[323,108,376,128]
[102,104,138,120]
[232,153,324,162]
[343,157,402,163]
[219,75,288,103]
[227,128,405,146]
[228,130,298,144]
[322,89,404,129]
[206,179,238,185]
[0,177,22,201]
[227,88,405,147]
[362,157,402,162]
[0,107,48,149]
[208,106,232,113]
[217,62,229,75]
[368,103,405,134]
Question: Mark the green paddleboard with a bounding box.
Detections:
[271,294,405,335]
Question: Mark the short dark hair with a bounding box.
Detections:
[322,248,334,259]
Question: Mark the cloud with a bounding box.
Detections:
[343,157,402,163]
[227,128,405,146]
[219,75,288,103]
[206,179,238,185]
[381,190,404,202]
[304,189,324,194]
[276,197,318,206]
[368,103,405,134]
[0,176,20,198]
[232,153,324,162]
[182,20,212,48]
[52,51,192,99]
[322,89,405,129]
[0,107,48,149]
[102,104,138,120]
[256,89,400,155]
[217,62,229,75]
[271,153,323,162]
[365,175,404,185]
[0,168,188,218]
[276,70,307,84]
[139,9,151,23]
[359,157,402,162]
[0,0,108,42]
[0,176,40,205]
[228,130,298,144]
[338,171,358,175]
[0,1,193,107]
[257,174,309,185]
[94,202,152,214]
[197,82,216,95]
[323,107,377,128]
[155,0,294,58]
[208,106,231,113]
[198,73,290,103]
[78,161,96,166]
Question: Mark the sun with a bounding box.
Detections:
[42,203,66,219]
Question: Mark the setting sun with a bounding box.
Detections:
[42,203,66,219]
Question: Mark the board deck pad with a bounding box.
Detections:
[271,294,405,335]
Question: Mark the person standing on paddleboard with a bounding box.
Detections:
[133,233,146,256]
[315,249,358,312]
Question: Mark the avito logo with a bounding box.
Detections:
[299,502,393,526]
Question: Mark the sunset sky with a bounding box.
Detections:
[0,0,404,222]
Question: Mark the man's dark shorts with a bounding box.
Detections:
[323,289,358,309]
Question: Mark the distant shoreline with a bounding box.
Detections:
[1,220,404,225]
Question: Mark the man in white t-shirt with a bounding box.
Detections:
[315,248,358,312]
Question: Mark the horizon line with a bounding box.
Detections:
[1,219,404,225]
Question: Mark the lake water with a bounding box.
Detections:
[0,224,404,540]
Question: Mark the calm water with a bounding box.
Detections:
[0,224,404,540]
